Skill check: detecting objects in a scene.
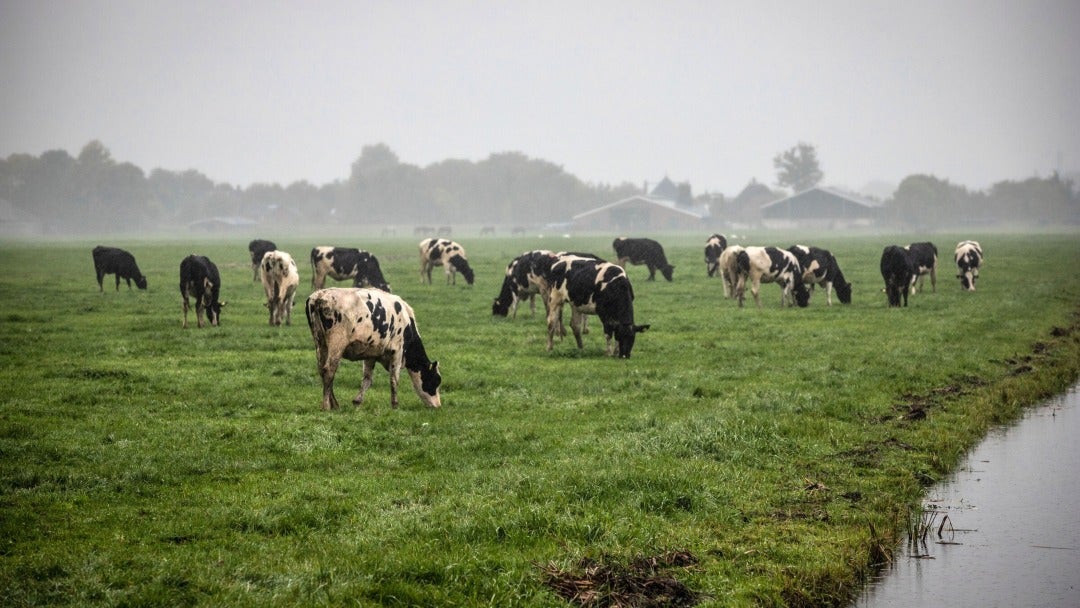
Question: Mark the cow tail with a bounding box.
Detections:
[735,250,750,276]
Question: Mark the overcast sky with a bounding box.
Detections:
[2,0,1078,196]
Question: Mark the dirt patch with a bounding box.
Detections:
[540,551,700,607]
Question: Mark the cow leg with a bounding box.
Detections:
[930,267,937,292]
[115,275,121,291]
[647,265,656,281]
[546,301,564,351]
[751,279,762,308]
[181,295,190,328]
[570,310,585,349]
[354,360,376,406]
[387,359,401,409]
[825,282,833,306]
[319,354,343,410]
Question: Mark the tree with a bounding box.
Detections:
[773,142,823,192]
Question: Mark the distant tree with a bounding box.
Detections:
[773,142,823,192]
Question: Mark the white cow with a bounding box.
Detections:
[954,240,983,291]
[305,288,441,410]
[419,238,475,285]
[734,246,810,308]
[260,250,299,326]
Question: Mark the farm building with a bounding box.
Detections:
[760,186,882,229]
[571,177,710,232]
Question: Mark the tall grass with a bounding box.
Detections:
[2,231,1078,606]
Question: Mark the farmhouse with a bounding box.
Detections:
[760,186,882,229]
[571,177,710,232]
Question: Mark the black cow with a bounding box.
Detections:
[419,238,475,285]
[180,255,223,327]
[905,242,938,293]
[954,240,983,291]
[248,239,277,281]
[310,246,390,291]
[704,234,728,278]
[92,246,147,292]
[612,237,674,281]
[545,255,649,358]
[787,245,852,305]
[880,246,915,307]
[492,250,555,318]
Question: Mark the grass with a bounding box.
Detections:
[1,231,1079,607]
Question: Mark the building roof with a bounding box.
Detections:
[760,186,883,211]
[572,195,708,221]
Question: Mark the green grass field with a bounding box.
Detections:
[2,231,1079,607]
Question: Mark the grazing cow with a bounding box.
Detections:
[480,226,496,236]
[305,288,441,410]
[419,238,475,285]
[179,255,223,328]
[954,240,983,291]
[880,246,915,307]
[260,250,299,326]
[92,246,147,292]
[545,256,649,358]
[704,234,728,278]
[612,237,674,281]
[492,250,555,318]
[717,245,745,299]
[310,246,390,291]
[787,245,852,305]
[905,242,938,293]
[734,246,810,308]
[248,239,277,281]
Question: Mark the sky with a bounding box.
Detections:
[2,0,1078,197]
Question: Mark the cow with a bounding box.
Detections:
[419,238,475,285]
[248,239,277,281]
[310,246,390,291]
[954,240,983,291]
[787,245,852,305]
[305,288,441,410]
[179,255,223,328]
[880,245,915,307]
[905,242,938,293]
[718,245,745,299]
[612,237,674,281]
[92,246,147,292]
[260,250,299,326]
[704,234,728,278]
[492,250,554,318]
[545,255,649,358]
[734,246,810,308]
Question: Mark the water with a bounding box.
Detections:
[856,383,1080,607]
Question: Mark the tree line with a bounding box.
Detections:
[1,140,1076,235]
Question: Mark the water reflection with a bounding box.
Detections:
[856,383,1080,607]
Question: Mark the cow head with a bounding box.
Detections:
[792,280,811,307]
[835,280,853,304]
[408,361,442,407]
[958,272,976,291]
[612,323,649,358]
[660,264,675,282]
[450,255,475,285]
[135,275,148,290]
[492,276,515,316]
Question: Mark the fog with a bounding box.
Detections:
[2,0,1078,198]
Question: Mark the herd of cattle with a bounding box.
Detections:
[89,235,983,409]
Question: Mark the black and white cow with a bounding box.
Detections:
[419,238,475,285]
[787,245,852,305]
[545,255,649,358]
[704,234,728,278]
[492,250,555,318]
[734,246,810,308]
[612,237,674,281]
[248,239,277,281]
[179,255,223,328]
[954,240,983,291]
[260,250,299,326]
[310,246,390,291]
[717,245,745,299]
[305,288,441,410]
[92,246,147,292]
[905,241,938,293]
[880,245,915,307]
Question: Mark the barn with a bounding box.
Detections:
[760,186,882,229]
[571,177,710,232]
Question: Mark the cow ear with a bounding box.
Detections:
[634,324,650,333]
[429,361,439,373]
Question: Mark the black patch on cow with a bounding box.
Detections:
[365,298,390,339]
